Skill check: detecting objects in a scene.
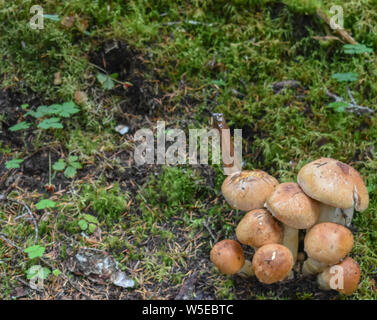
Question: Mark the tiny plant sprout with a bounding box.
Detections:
[303,222,354,275]
[252,243,294,284]
[317,257,361,296]
[222,170,278,211]
[265,182,320,263]
[210,239,254,278]
[236,209,283,249]
[297,158,369,227]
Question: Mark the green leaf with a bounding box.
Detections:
[52,159,66,171]
[83,214,99,224]
[210,79,226,86]
[78,219,88,230]
[25,105,50,118]
[5,158,24,169]
[52,269,61,277]
[21,104,29,110]
[35,199,57,210]
[88,223,97,234]
[64,166,77,178]
[57,102,80,118]
[68,156,78,163]
[38,117,63,129]
[326,101,349,113]
[96,72,115,90]
[332,72,358,82]
[9,121,31,132]
[25,245,45,259]
[69,161,82,169]
[26,265,50,280]
[343,44,373,55]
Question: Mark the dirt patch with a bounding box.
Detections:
[89,40,164,116]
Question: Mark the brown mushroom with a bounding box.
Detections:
[236,209,283,249]
[297,158,369,226]
[303,222,354,275]
[222,170,278,211]
[317,257,361,296]
[210,239,253,277]
[252,243,294,284]
[265,182,320,262]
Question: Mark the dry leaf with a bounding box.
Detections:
[53,72,62,85]
[61,15,76,29]
[74,90,88,105]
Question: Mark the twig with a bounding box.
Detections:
[325,88,375,115]
[0,232,23,251]
[316,8,357,45]
[203,220,217,242]
[1,197,38,243]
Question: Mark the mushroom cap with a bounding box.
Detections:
[265,182,320,229]
[252,243,294,284]
[297,157,369,211]
[210,240,245,275]
[236,209,283,248]
[304,222,354,265]
[319,257,361,296]
[221,170,278,211]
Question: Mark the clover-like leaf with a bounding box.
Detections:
[78,219,88,231]
[343,44,373,55]
[57,102,80,118]
[332,72,358,82]
[52,159,66,171]
[83,214,99,225]
[9,121,31,132]
[52,269,61,277]
[38,117,63,129]
[5,158,24,169]
[64,166,77,178]
[25,105,50,118]
[96,72,115,90]
[35,199,57,210]
[326,101,349,113]
[25,245,45,259]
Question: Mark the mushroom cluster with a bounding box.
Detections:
[210,158,368,295]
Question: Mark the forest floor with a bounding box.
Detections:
[0,0,377,300]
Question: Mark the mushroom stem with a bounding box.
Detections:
[302,257,328,276]
[316,204,354,227]
[237,259,254,278]
[317,271,332,291]
[343,206,354,227]
[282,225,298,263]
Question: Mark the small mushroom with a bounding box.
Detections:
[303,222,354,275]
[252,243,294,284]
[265,182,320,263]
[317,257,361,296]
[236,209,283,249]
[210,239,254,277]
[222,170,278,211]
[297,157,369,226]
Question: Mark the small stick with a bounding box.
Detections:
[316,9,357,45]
[325,88,375,115]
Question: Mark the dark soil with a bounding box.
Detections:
[89,40,164,116]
